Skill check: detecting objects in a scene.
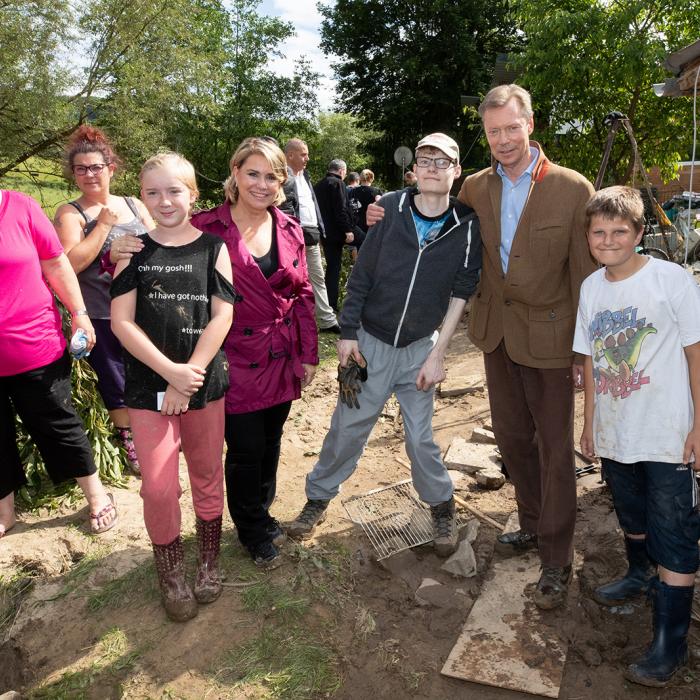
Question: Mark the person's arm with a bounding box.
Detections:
[188,245,234,369]
[40,253,96,350]
[580,354,596,461]
[683,341,700,468]
[337,204,386,347]
[331,180,354,242]
[110,259,206,397]
[157,246,235,415]
[416,297,467,391]
[54,204,119,274]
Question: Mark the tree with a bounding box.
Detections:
[0,0,320,199]
[304,113,380,182]
[511,0,698,185]
[319,0,518,179]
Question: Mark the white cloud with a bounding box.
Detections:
[258,0,338,111]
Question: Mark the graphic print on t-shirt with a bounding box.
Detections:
[587,305,656,399]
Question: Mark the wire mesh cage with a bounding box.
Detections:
[342,479,467,560]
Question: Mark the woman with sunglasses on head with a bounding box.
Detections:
[54,126,154,474]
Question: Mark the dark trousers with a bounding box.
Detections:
[1,351,96,499]
[483,342,576,567]
[322,239,345,311]
[224,401,292,548]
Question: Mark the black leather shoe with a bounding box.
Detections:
[534,564,573,610]
[495,529,538,555]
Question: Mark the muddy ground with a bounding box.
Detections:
[1,321,699,699]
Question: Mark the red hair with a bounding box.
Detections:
[63,125,122,178]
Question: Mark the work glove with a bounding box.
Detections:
[337,353,368,409]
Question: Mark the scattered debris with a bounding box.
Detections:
[438,374,484,397]
[470,427,497,444]
[443,438,501,474]
[441,524,479,579]
[474,469,506,490]
[415,578,462,609]
[447,469,476,491]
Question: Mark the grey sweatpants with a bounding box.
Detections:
[305,328,453,505]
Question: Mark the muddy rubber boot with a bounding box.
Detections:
[625,578,694,687]
[593,537,656,606]
[194,516,223,604]
[152,536,198,622]
[431,497,459,557]
[287,499,329,539]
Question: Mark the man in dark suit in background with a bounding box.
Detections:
[314,159,355,312]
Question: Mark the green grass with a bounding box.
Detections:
[241,581,309,622]
[44,544,111,602]
[0,158,76,217]
[0,569,36,639]
[213,626,342,700]
[209,541,353,699]
[30,627,141,699]
[86,556,158,612]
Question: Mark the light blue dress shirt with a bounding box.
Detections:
[497,146,539,273]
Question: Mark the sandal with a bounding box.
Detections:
[89,493,118,534]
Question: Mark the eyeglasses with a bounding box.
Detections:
[415,156,455,170]
[73,163,109,176]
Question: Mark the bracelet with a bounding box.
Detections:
[71,309,89,317]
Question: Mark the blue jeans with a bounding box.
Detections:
[602,458,700,574]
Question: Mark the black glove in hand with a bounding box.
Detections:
[337,353,368,409]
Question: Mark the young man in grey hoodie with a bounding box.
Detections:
[288,133,482,555]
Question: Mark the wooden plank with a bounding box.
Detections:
[441,547,569,698]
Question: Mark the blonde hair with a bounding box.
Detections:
[359,169,374,185]
[479,84,533,121]
[585,186,645,233]
[139,152,199,200]
[224,137,287,206]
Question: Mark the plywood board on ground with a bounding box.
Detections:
[441,549,568,698]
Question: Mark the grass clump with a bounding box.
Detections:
[30,627,141,699]
[241,581,309,623]
[0,569,36,640]
[213,626,341,700]
[86,557,158,612]
[45,544,111,602]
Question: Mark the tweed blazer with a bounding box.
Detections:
[458,144,596,369]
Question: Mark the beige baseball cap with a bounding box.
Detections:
[415,133,459,162]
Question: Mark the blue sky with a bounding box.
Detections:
[258,0,337,110]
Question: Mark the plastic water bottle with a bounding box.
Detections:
[70,329,90,360]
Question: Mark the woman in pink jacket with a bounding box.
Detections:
[192,138,318,566]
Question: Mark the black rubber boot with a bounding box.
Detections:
[625,577,694,687]
[593,537,656,606]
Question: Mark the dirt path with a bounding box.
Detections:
[2,322,699,699]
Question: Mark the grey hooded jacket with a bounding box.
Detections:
[339,188,482,347]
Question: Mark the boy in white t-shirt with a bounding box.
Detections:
[574,186,700,687]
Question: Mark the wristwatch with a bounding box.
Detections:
[71,309,89,317]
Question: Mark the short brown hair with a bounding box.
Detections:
[585,186,645,233]
[478,84,533,121]
[224,137,287,206]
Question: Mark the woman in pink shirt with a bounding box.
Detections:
[0,190,118,537]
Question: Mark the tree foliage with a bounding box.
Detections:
[0,0,319,200]
[304,113,380,182]
[511,0,698,185]
[318,0,518,179]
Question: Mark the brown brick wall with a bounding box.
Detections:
[648,164,699,201]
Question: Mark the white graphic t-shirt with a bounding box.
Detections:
[573,257,700,463]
